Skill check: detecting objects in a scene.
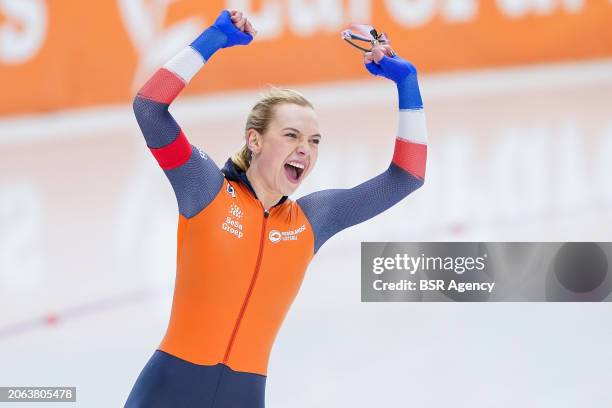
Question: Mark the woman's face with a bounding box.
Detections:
[248,103,321,196]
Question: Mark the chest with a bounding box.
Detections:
[179,179,314,267]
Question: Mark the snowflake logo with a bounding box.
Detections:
[229,203,242,219]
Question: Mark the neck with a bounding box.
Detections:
[245,163,283,211]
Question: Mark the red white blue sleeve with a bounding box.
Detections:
[132,27,228,218]
[297,62,427,254]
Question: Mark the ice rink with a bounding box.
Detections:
[1,59,612,407]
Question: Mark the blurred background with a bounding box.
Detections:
[1,1,612,407]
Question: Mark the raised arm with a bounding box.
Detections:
[132,10,255,218]
[297,48,427,254]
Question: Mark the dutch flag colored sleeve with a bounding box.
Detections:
[132,27,227,219]
[297,66,427,254]
[392,72,427,181]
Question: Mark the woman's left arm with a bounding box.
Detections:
[297,50,427,254]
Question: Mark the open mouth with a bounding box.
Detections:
[284,161,305,184]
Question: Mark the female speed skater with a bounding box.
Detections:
[125,8,427,408]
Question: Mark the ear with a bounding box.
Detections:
[246,128,263,155]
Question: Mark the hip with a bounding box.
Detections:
[124,349,266,408]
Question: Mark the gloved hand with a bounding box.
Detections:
[191,9,257,61]
[212,9,256,48]
[365,54,416,83]
[364,45,422,110]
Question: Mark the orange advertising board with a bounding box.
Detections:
[1,0,611,116]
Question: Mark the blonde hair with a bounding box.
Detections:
[231,86,314,171]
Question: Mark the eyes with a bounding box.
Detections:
[285,133,320,145]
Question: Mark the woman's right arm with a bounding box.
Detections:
[132,10,254,219]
